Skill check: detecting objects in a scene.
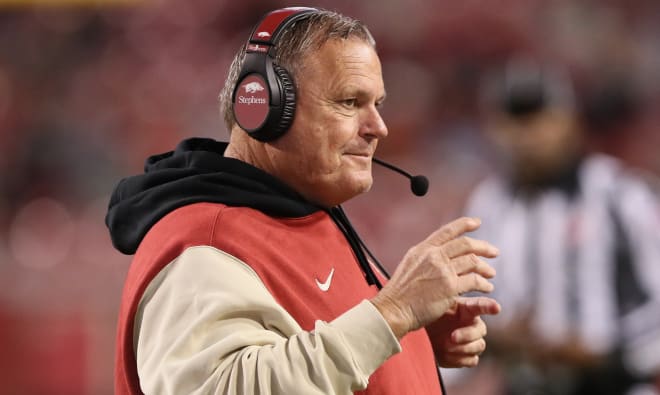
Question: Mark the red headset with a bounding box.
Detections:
[232,7,319,141]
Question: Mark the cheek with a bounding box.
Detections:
[308,128,347,171]
[314,145,344,177]
[284,136,336,179]
[290,104,358,174]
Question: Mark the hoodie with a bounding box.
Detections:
[106,137,443,395]
[106,137,319,255]
[106,136,388,287]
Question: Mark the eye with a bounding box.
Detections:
[342,98,358,108]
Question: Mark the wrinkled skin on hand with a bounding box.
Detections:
[371,216,500,350]
[426,296,501,367]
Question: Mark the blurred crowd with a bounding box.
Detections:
[0,0,659,393]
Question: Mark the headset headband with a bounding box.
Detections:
[232,7,319,141]
[247,7,318,52]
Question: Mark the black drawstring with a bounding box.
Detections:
[336,206,393,281]
[328,206,385,289]
[329,206,449,395]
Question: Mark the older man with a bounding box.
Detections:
[107,7,500,394]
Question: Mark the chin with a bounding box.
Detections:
[358,179,373,193]
[350,178,373,197]
[327,180,373,206]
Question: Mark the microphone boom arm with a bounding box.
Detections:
[372,157,429,196]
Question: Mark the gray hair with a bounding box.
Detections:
[218,9,376,132]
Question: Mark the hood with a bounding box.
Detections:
[105,137,320,255]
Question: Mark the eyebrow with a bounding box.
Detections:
[341,86,387,103]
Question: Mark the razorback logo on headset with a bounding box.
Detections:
[232,7,319,141]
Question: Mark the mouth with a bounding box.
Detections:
[343,151,372,159]
[343,152,373,165]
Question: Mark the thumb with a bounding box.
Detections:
[455,296,501,317]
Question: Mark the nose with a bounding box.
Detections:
[360,105,388,140]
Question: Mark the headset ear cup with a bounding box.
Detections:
[272,64,296,138]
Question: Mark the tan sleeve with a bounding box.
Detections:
[134,246,401,395]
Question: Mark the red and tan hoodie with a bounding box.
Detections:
[106,138,443,394]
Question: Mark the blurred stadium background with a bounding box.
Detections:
[0,0,658,393]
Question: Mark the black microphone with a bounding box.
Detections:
[372,157,429,196]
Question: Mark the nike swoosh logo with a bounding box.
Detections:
[315,268,335,292]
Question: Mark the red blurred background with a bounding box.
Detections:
[0,0,658,393]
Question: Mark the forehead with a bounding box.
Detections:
[296,38,383,92]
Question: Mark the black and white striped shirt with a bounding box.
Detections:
[465,154,660,393]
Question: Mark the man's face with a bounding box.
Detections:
[489,107,580,182]
[266,38,388,207]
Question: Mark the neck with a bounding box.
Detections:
[225,128,267,168]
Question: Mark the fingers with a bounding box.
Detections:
[380,216,499,336]
[450,249,497,296]
[444,236,499,259]
[445,337,487,355]
[440,354,480,368]
[440,316,490,368]
[452,254,496,278]
[457,272,495,294]
[454,296,501,318]
[450,315,487,344]
[439,329,485,368]
[425,217,482,246]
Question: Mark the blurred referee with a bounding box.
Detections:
[462,57,660,395]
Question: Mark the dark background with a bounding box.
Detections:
[0,0,658,393]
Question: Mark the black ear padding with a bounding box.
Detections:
[234,63,296,142]
[271,64,296,138]
[232,8,318,142]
